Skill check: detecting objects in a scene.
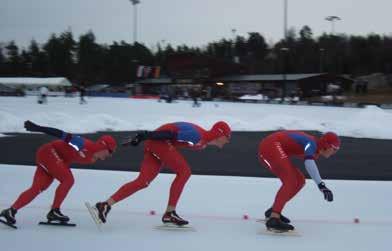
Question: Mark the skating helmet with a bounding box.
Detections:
[97,135,117,153]
[210,121,231,140]
[318,132,340,150]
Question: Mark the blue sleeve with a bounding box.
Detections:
[173,122,201,145]
[68,135,85,151]
[288,133,317,159]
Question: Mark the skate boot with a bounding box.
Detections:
[266,217,294,232]
[95,202,111,223]
[0,207,17,225]
[162,211,189,226]
[264,208,290,223]
[47,208,70,223]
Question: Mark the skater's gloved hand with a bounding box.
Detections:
[24,120,40,132]
[318,182,333,202]
[121,131,148,147]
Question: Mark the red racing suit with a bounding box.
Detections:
[258,131,319,214]
[12,139,106,210]
[110,122,216,208]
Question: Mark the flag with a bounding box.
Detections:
[143,66,151,78]
[137,65,144,78]
[154,66,161,78]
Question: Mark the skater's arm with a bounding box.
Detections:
[304,159,322,185]
[24,120,65,138]
[304,159,333,202]
[24,120,85,151]
[122,130,176,146]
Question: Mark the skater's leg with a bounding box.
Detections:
[285,167,305,201]
[11,165,54,210]
[259,140,301,215]
[109,152,161,204]
[49,163,74,209]
[147,142,191,210]
[162,153,191,210]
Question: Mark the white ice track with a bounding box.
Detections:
[0,164,391,251]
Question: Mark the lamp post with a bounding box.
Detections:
[231,28,238,63]
[281,0,288,102]
[283,0,288,39]
[319,48,325,73]
[130,0,140,44]
[281,47,289,102]
[325,16,341,35]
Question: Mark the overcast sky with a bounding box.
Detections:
[1,0,391,49]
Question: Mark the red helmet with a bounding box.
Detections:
[210,121,231,139]
[97,135,117,153]
[318,132,340,150]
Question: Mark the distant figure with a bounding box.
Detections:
[92,121,231,227]
[190,88,201,107]
[258,131,340,232]
[79,86,87,104]
[38,86,48,104]
[0,121,116,228]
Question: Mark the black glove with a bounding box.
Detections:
[24,120,41,132]
[318,182,333,202]
[121,131,148,147]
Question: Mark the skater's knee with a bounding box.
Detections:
[176,169,191,182]
[134,178,151,189]
[295,174,305,190]
[61,176,74,188]
[281,180,297,191]
[30,185,44,195]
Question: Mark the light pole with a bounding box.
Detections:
[130,0,140,44]
[283,0,288,39]
[231,28,238,63]
[319,48,325,73]
[281,47,289,102]
[281,0,288,102]
[325,16,341,35]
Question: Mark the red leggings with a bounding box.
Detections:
[258,137,305,214]
[12,144,74,210]
[111,141,191,208]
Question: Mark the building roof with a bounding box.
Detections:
[134,78,172,84]
[218,73,324,82]
[0,77,72,87]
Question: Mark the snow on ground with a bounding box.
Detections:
[1,96,392,139]
[0,164,391,251]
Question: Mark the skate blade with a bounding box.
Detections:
[154,223,195,231]
[256,218,267,223]
[0,218,17,229]
[259,228,301,237]
[39,221,76,227]
[85,202,103,232]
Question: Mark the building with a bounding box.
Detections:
[131,73,353,100]
[0,77,73,96]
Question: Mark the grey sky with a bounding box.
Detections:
[1,0,391,50]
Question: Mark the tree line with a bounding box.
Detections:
[1,26,392,85]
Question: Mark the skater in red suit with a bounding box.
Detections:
[0,121,117,227]
[94,121,231,226]
[258,131,340,232]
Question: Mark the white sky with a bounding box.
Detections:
[1,96,392,139]
[0,164,391,250]
[1,0,392,49]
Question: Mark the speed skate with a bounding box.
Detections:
[154,223,196,231]
[258,228,301,237]
[85,202,102,231]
